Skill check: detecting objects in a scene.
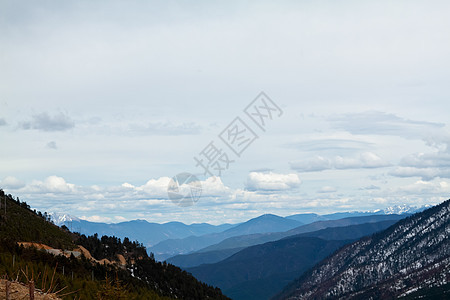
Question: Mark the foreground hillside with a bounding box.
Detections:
[0,190,229,299]
[276,199,450,299]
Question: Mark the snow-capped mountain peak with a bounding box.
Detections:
[50,212,80,226]
[380,204,430,215]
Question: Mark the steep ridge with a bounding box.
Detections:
[276,199,450,299]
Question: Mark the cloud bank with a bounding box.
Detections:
[290,152,390,172]
[21,112,75,132]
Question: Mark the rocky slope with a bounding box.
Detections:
[276,199,450,299]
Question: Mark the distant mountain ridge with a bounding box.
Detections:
[153,207,422,260]
[50,212,235,250]
[222,214,302,236]
[276,199,450,299]
[188,220,401,300]
[167,214,407,268]
[149,214,304,260]
[286,204,427,223]
[50,204,426,261]
[200,215,407,253]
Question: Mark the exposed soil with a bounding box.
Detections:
[0,279,61,300]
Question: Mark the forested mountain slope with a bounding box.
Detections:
[276,199,450,300]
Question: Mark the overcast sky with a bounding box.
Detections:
[1,0,450,224]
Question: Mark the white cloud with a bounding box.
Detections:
[1,176,25,189]
[43,176,76,193]
[291,152,390,172]
[286,138,371,153]
[423,132,450,151]
[6,175,232,210]
[246,172,301,191]
[290,156,331,172]
[390,150,450,180]
[373,197,388,204]
[400,152,450,168]
[359,185,381,190]
[356,152,390,168]
[121,182,134,189]
[129,121,202,135]
[137,177,171,198]
[114,216,127,222]
[397,180,450,194]
[390,167,450,181]
[4,173,449,224]
[113,176,230,199]
[317,186,337,193]
[19,176,76,194]
[80,215,112,223]
[201,177,231,196]
[77,203,96,211]
[329,111,444,139]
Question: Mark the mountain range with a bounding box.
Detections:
[5,188,448,299]
[150,207,424,260]
[149,214,305,260]
[51,205,426,261]
[186,220,402,300]
[167,214,408,268]
[50,212,234,249]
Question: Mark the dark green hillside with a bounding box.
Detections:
[75,233,148,262]
[0,190,230,299]
[0,240,170,299]
[0,190,73,249]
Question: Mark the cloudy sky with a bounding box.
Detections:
[1,0,450,224]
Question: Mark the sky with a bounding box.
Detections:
[1,0,450,224]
